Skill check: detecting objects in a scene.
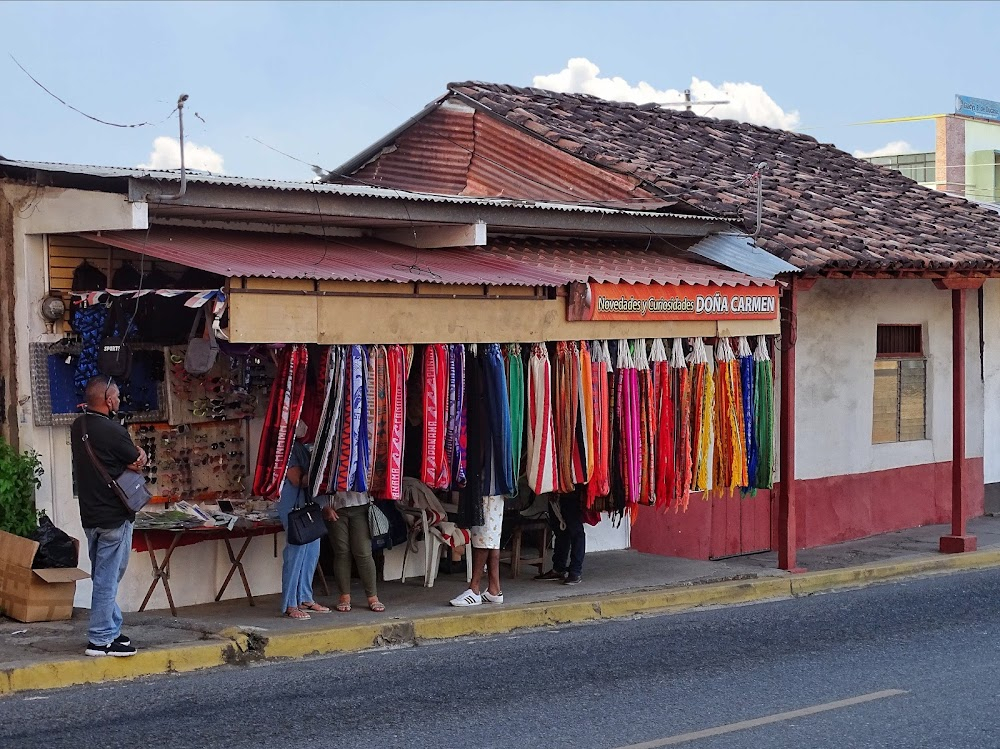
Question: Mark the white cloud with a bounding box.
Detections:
[138,136,225,173]
[852,140,914,159]
[532,58,800,130]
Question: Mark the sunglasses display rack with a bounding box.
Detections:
[164,345,271,426]
[130,419,248,504]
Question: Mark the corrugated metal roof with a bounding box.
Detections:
[687,233,799,277]
[0,158,716,219]
[78,228,772,287]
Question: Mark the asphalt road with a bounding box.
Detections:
[4,568,1000,749]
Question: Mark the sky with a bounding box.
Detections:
[1,1,998,182]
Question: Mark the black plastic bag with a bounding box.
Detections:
[31,514,79,569]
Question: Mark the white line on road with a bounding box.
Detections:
[613,689,909,748]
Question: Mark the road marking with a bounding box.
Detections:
[613,689,909,748]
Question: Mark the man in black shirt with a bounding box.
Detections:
[70,375,147,657]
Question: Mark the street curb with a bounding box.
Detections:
[5,547,1000,696]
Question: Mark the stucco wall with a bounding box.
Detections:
[982,280,1000,487]
[793,278,984,480]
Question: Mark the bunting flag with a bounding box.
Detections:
[616,339,641,508]
[504,344,525,495]
[670,339,692,511]
[712,338,748,494]
[252,344,308,499]
[383,344,407,500]
[421,344,451,490]
[650,339,675,511]
[586,341,612,506]
[526,343,558,494]
[688,337,714,495]
[753,336,775,490]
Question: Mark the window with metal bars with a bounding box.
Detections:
[873,325,926,443]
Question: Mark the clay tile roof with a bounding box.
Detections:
[447,81,1000,274]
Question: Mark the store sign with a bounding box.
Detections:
[566,282,779,322]
[955,94,1000,123]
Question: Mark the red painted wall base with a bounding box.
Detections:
[630,458,984,561]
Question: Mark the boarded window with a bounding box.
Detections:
[873,325,926,443]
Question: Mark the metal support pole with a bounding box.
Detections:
[778,279,803,571]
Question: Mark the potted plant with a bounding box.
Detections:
[0,436,43,538]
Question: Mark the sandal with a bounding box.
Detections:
[300,602,331,613]
[335,601,352,613]
[284,608,310,620]
[368,599,386,613]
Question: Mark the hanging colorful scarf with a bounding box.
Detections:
[712,338,748,494]
[753,336,775,490]
[421,344,451,490]
[616,339,641,508]
[332,346,356,493]
[252,344,309,499]
[317,347,347,495]
[367,345,391,496]
[444,344,459,487]
[669,339,692,511]
[481,342,514,496]
[586,341,612,506]
[737,337,756,494]
[649,339,675,511]
[526,343,558,494]
[382,344,407,500]
[504,344,525,496]
[349,345,370,492]
[309,345,340,495]
[576,341,595,484]
[554,342,578,492]
[448,343,468,489]
[635,339,655,506]
[688,338,714,495]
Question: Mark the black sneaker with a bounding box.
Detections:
[114,633,131,647]
[85,640,137,657]
[563,573,583,585]
[534,570,566,582]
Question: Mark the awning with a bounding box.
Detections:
[79,228,775,287]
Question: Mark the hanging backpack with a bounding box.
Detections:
[96,300,133,379]
[184,306,220,375]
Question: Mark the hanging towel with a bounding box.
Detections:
[421,344,451,489]
[650,339,675,511]
[586,341,612,506]
[671,338,693,511]
[753,336,775,490]
[576,341,595,484]
[635,339,655,506]
[526,343,558,494]
[449,343,468,489]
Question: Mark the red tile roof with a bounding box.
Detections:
[80,228,771,287]
[361,81,1000,275]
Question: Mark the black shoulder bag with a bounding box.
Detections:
[80,414,152,513]
[286,487,328,546]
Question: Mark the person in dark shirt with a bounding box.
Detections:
[70,375,147,657]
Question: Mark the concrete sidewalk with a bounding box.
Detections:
[4,515,1000,696]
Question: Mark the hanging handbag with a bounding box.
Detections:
[368,500,393,551]
[80,414,152,513]
[96,301,134,379]
[286,488,328,546]
[184,306,220,375]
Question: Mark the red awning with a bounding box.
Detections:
[79,228,773,287]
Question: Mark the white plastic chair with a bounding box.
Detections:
[399,507,472,587]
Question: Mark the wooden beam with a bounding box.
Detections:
[933,278,986,290]
[374,221,487,248]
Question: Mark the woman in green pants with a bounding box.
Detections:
[326,491,385,612]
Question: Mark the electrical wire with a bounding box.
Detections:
[10,54,178,129]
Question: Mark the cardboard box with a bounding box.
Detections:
[0,529,89,622]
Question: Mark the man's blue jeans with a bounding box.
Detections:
[84,521,133,646]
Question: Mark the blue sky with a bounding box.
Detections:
[1,1,997,181]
